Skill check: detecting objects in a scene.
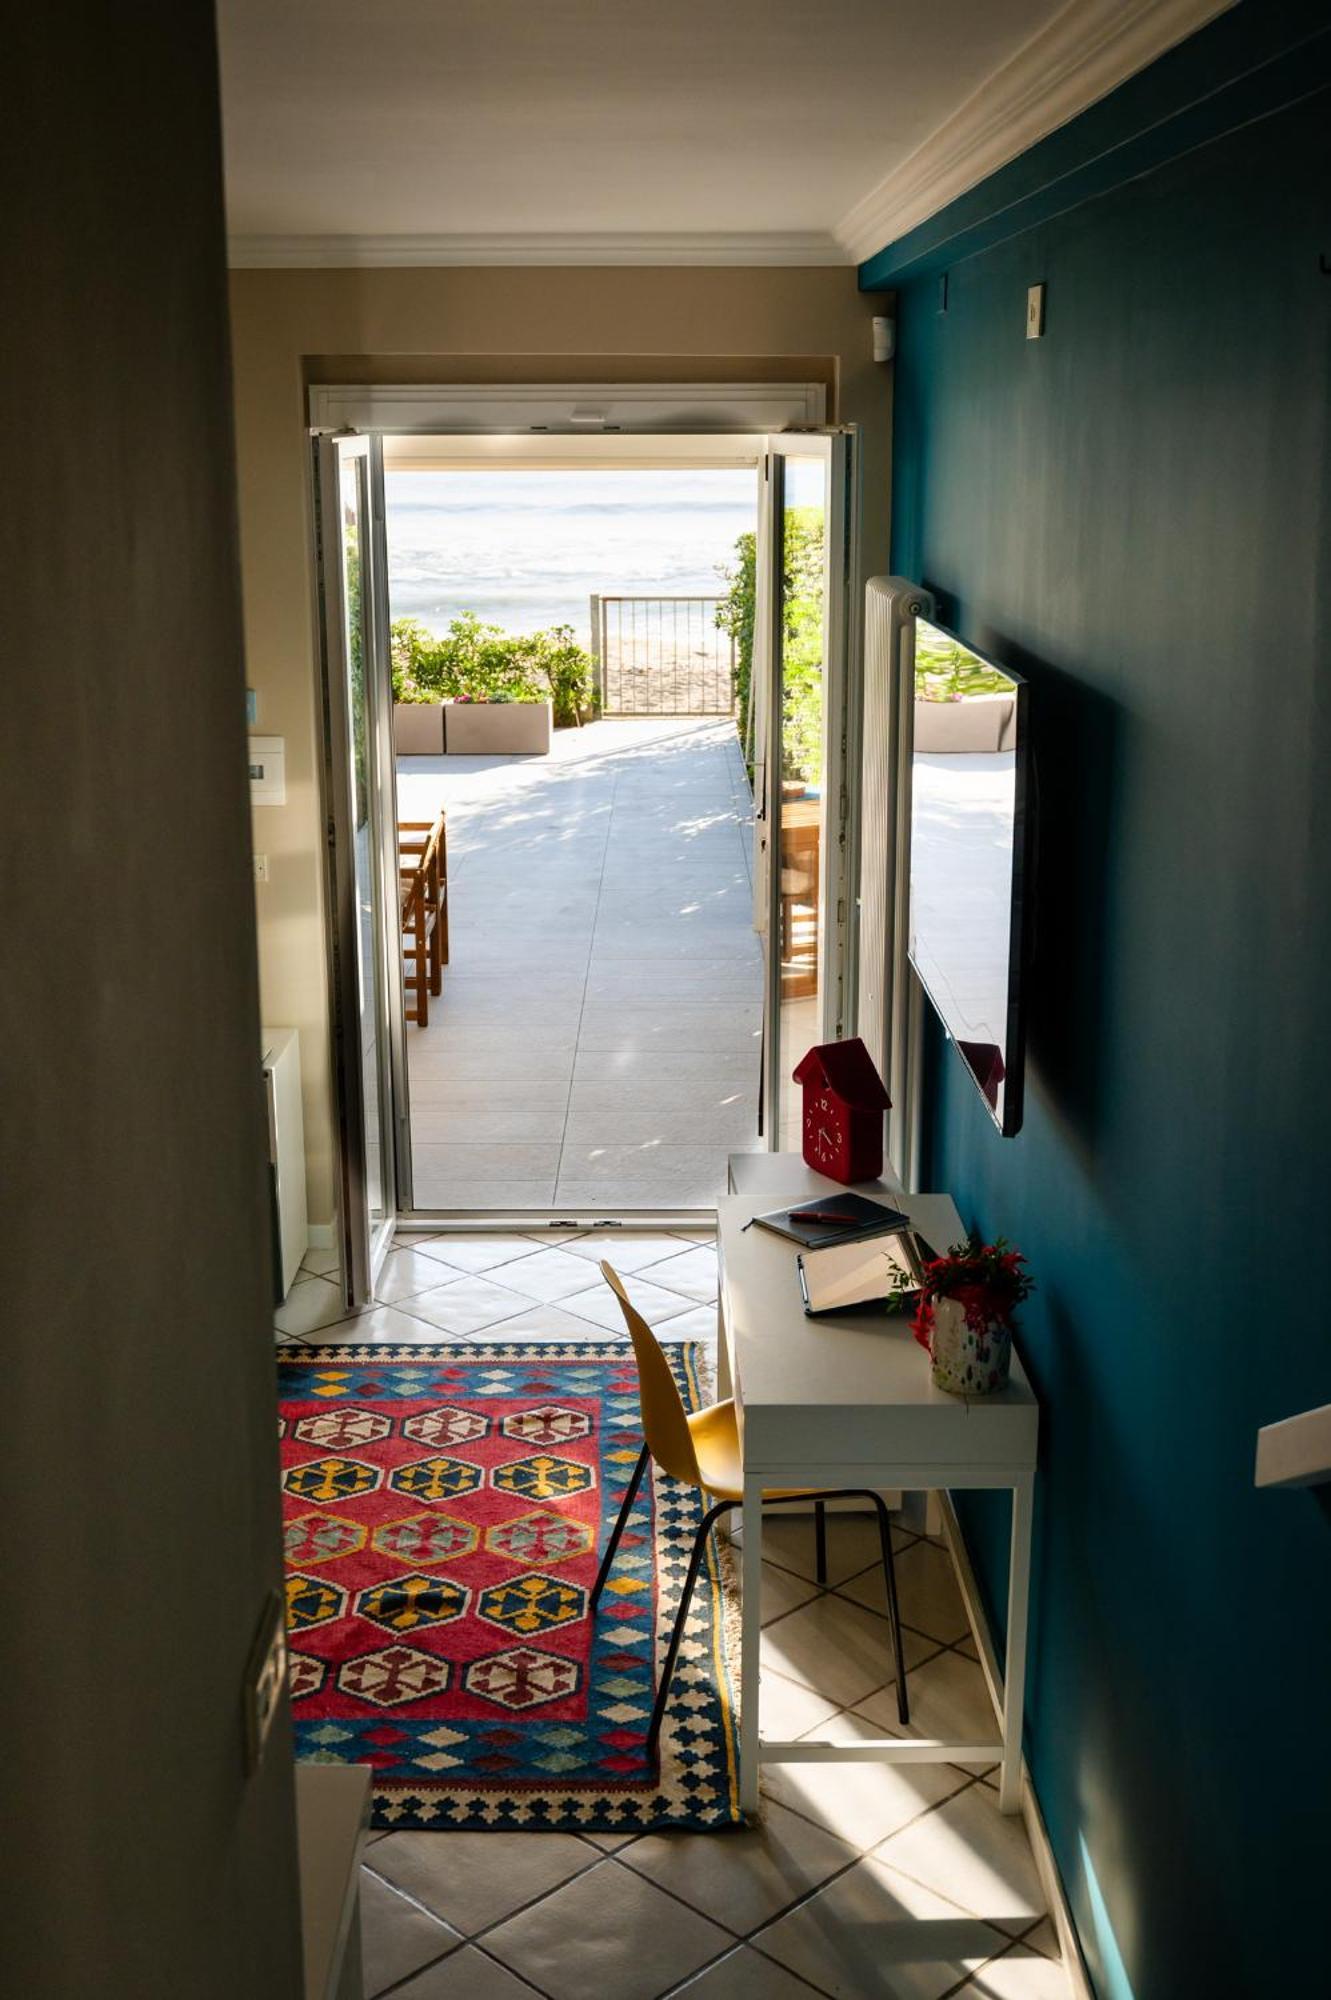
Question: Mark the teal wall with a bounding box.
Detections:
[875,9,1331,1996]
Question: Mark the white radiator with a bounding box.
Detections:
[856,577,933,1189]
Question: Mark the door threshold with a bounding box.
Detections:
[397,1208,717,1235]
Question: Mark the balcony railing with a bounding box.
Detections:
[591,594,736,717]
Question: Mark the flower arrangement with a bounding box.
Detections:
[910,1237,1032,1349]
[893,1236,1033,1396]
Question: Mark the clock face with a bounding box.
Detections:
[805,1093,840,1163]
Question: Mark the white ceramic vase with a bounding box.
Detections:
[929,1295,1012,1396]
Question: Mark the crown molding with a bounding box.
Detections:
[836,0,1236,266]
[227,229,850,270]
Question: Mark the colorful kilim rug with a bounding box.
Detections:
[277,1343,741,1832]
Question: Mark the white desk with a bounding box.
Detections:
[717,1166,1039,1816]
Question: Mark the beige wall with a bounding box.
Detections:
[228,266,891,1226]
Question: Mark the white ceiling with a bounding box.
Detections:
[218,0,1231,266]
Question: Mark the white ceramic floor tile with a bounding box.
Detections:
[560,1232,691,1271]
[841,1537,973,1646]
[408,1236,546,1275]
[559,1276,707,1333]
[299,1246,341,1277]
[359,1867,461,1997]
[620,1798,857,1937]
[852,1649,1000,1758]
[733,1509,902,1589]
[466,1306,620,1343]
[752,1853,1009,2000]
[389,1945,545,1998]
[373,1248,456,1305]
[275,1276,348,1337]
[297,1304,467,1347]
[369,1828,595,1935]
[486,1245,612,1304]
[668,1943,825,1998]
[761,1562,821,1626]
[761,1590,939,1711]
[653,1304,723,1342]
[760,1711,970,1851]
[956,1937,1073,1997]
[398,1274,544,1336]
[482,1856,730,2000]
[874,1785,1047,1937]
[633,1243,720,1301]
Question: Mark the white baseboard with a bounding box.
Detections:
[305,1220,337,1251]
[938,1494,1093,2000]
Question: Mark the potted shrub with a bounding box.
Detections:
[910,1236,1033,1395]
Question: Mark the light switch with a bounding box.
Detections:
[248,735,286,806]
[1026,284,1046,339]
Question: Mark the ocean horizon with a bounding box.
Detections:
[385,467,758,642]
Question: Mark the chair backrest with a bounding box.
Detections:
[599,1261,702,1488]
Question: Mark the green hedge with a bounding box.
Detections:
[391,613,592,727]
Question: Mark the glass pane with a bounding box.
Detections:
[338,455,387,1223]
[774,456,827,1151]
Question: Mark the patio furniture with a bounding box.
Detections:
[399,811,447,1025]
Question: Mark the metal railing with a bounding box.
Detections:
[591,594,736,717]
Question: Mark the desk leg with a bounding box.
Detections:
[739,1473,763,1818]
[999,1473,1034,1814]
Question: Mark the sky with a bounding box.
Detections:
[384,467,758,643]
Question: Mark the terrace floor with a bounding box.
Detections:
[396,718,765,1212]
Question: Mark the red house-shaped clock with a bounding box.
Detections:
[793,1038,892,1184]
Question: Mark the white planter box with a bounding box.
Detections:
[393,703,444,754]
[446,700,552,755]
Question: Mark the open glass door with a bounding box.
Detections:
[314,435,401,1303]
[754,432,857,1149]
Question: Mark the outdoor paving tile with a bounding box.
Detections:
[409,1179,559,1209]
[554,1142,737,1191]
[751,1852,1008,2000]
[482,1857,730,2000]
[411,1108,570,1143]
[561,1107,755,1147]
[408,1080,572,1108]
[619,1798,858,1937]
[369,1828,595,1936]
[409,1143,563,1179]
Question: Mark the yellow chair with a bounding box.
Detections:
[592,1261,910,1753]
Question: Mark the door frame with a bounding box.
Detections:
[312,434,400,1298]
[310,386,865,1231]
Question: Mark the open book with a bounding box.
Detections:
[796,1232,922,1317]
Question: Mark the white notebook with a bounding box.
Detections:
[796,1233,921,1316]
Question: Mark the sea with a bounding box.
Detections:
[384,467,758,644]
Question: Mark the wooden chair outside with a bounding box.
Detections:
[399,811,447,1026]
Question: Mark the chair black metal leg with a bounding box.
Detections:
[814,1500,827,1587]
[591,1443,649,1611]
[870,1490,910,1725]
[647,1499,736,1752]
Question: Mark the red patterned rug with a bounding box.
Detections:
[278,1342,740,1831]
